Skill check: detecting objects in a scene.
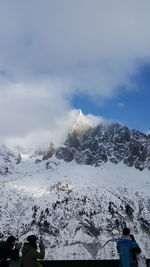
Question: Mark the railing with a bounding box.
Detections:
[9,259,150,267]
[38,260,119,267]
[38,259,150,267]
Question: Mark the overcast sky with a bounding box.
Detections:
[0,0,150,149]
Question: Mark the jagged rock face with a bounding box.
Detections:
[1,122,149,172]
[0,146,21,175]
[55,123,150,171]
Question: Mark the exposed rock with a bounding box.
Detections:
[57,122,150,171]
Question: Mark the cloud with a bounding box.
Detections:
[0,0,150,147]
[2,109,103,149]
[0,79,72,144]
[117,102,125,108]
[1,1,150,89]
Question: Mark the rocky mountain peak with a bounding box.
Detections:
[55,121,150,171]
[71,110,91,135]
[0,116,150,173]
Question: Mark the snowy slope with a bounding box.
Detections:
[0,153,150,260]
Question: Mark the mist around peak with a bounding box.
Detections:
[1,110,105,152]
[71,109,103,135]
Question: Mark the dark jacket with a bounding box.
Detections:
[117,236,141,267]
[22,242,45,267]
[0,241,19,261]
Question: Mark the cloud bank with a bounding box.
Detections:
[0,0,150,148]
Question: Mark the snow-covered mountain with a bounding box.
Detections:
[56,112,150,171]
[0,112,150,260]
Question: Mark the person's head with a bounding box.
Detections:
[6,236,16,248]
[122,227,130,236]
[27,235,37,249]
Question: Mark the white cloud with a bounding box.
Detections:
[2,109,103,149]
[0,80,71,135]
[0,0,150,146]
[1,1,150,91]
[117,102,125,108]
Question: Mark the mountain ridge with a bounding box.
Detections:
[42,119,150,172]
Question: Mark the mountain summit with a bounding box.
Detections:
[71,110,91,134]
[54,120,150,171]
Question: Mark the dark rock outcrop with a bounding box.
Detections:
[55,122,150,171]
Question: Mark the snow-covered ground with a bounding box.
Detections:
[0,154,150,259]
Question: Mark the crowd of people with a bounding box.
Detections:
[0,235,45,267]
[0,227,147,267]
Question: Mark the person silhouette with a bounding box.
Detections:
[117,228,141,267]
[21,235,45,267]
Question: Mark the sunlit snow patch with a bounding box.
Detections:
[10,184,49,197]
[20,153,31,160]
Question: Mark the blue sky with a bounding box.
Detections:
[72,64,150,134]
[0,0,150,148]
